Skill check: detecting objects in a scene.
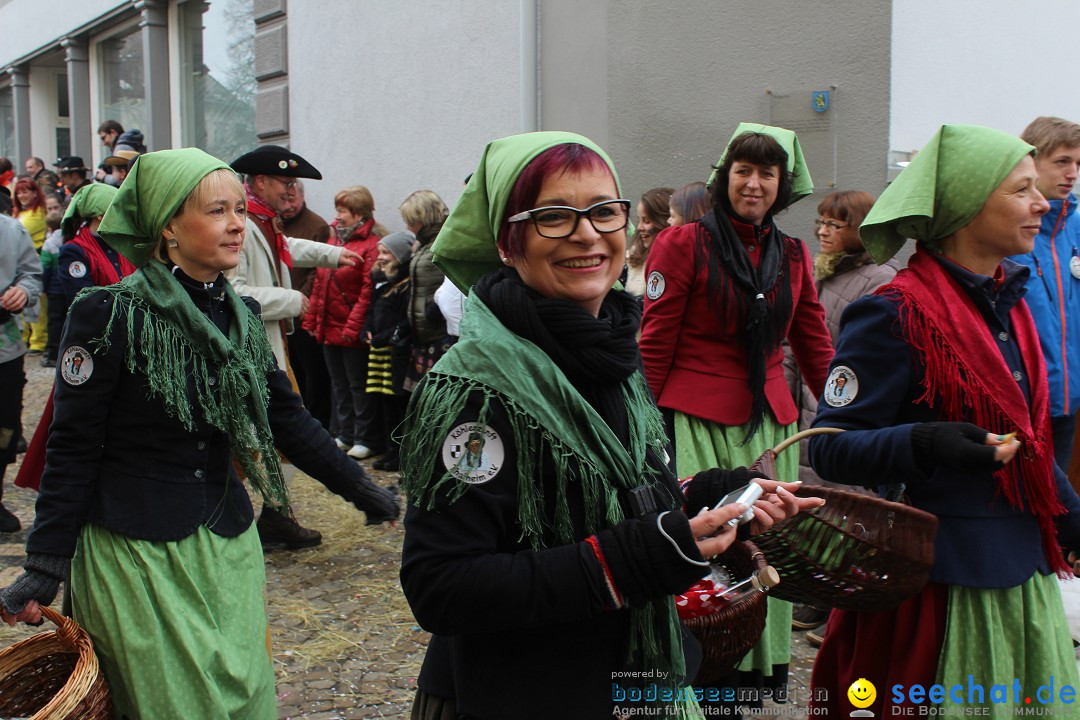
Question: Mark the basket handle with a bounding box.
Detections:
[770,427,844,457]
[38,605,84,652]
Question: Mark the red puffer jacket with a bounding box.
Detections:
[303,219,381,347]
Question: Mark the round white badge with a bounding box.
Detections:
[60,346,94,385]
[824,365,858,407]
[1070,255,1080,280]
[645,271,666,300]
[277,160,288,169]
[441,422,505,484]
[68,261,87,278]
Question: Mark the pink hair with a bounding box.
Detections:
[497,144,614,261]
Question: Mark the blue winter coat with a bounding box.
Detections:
[1009,193,1080,418]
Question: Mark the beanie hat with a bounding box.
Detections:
[379,231,415,265]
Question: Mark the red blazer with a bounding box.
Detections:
[640,218,833,428]
[303,219,381,347]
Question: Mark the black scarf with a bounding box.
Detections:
[697,208,796,440]
[472,266,641,445]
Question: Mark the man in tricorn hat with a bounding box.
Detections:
[229,144,359,549]
[53,157,92,200]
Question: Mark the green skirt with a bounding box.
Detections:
[936,572,1080,712]
[674,412,795,676]
[71,522,276,720]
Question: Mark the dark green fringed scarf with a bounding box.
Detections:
[79,260,289,509]
[401,292,696,716]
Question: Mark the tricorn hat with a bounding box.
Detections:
[229,144,322,179]
[54,156,89,172]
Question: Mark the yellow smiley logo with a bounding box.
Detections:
[847,678,877,709]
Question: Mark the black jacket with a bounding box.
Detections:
[27,276,381,558]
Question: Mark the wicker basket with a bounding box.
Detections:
[682,540,770,685]
[750,428,938,611]
[0,606,112,719]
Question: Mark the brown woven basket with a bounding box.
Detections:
[682,540,770,685]
[0,606,112,719]
[749,428,938,612]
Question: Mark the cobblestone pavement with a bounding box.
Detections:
[0,355,820,719]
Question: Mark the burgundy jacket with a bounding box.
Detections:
[303,219,380,347]
[640,216,833,428]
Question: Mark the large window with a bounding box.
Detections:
[98,24,146,134]
[178,0,256,163]
[0,86,13,160]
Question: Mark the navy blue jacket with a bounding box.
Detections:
[809,256,1080,589]
[27,272,372,558]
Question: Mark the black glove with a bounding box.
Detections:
[911,422,1004,474]
[595,512,705,606]
[345,473,400,525]
[1,553,68,616]
[684,466,767,517]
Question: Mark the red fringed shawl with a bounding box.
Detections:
[878,251,1068,575]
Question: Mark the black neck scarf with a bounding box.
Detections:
[697,208,796,440]
[472,266,642,445]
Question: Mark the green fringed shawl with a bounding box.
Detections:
[401,293,697,716]
[78,260,289,509]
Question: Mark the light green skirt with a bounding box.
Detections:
[674,412,795,676]
[936,572,1079,712]
[71,522,276,720]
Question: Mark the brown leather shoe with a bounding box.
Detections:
[257,506,322,550]
[806,626,825,648]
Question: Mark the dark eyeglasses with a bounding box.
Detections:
[269,176,299,190]
[814,218,848,231]
[506,199,631,239]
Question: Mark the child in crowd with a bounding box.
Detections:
[304,186,386,460]
[363,232,414,472]
[38,196,64,368]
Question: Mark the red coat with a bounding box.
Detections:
[303,219,381,347]
[640,217,833,427]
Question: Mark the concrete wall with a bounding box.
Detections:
[287,0,524,232]
[891,0,1080,153]
[539,0,892,248]
[0,0,127,65]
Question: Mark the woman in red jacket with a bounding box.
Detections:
[639,123,833,703]
[304,186,387,460]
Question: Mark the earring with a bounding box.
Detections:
[167,236,178,248]
[500,256,510,264]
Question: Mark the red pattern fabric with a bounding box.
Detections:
[880,251,1068,574]
[70,227,136,285]
[809,582,949,717]
[245,185,292,269]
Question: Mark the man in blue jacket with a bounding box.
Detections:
[1010,116,1080,471]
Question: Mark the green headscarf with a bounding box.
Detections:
[860,124,1035,264]
[98,148,231,267]
[61,183,117,238]
[431,131,622,293]
[706,122,814,206]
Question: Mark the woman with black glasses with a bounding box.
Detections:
[398,131,821,719]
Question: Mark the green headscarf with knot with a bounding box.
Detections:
[61,183,117,238]
[706,122,814,207]
[860,124,1035,264]
[98,148,231,267]
[432,131,622,293]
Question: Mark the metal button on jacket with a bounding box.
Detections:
[194,469,205,479]
[1013,370,1023,382]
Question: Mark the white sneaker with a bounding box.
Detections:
[347,444,374,459]
[334,438,349,451]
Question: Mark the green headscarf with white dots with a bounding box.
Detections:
[860,124,1035,263]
